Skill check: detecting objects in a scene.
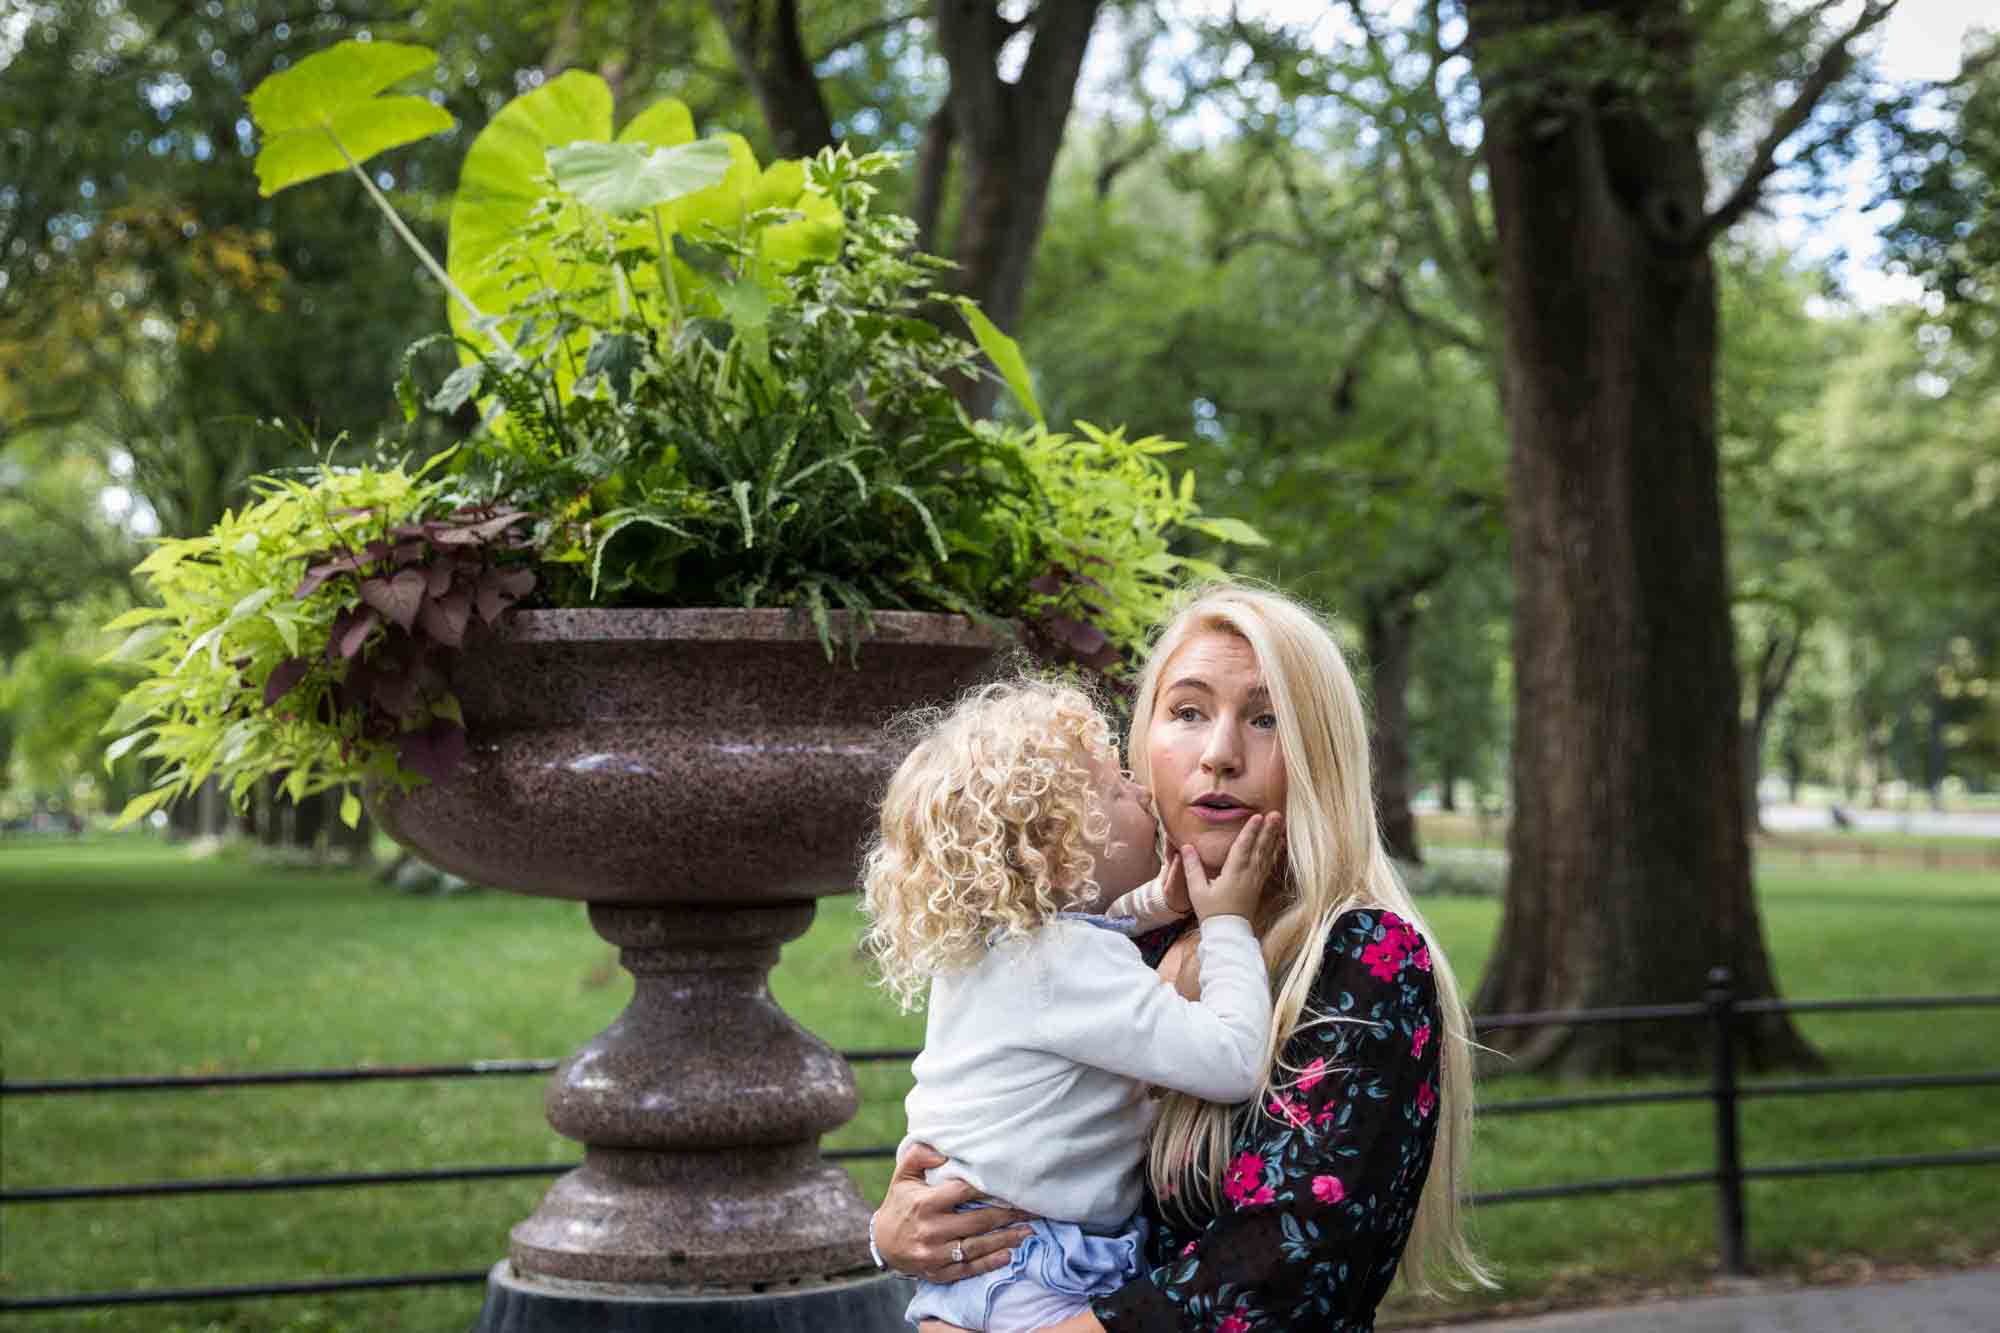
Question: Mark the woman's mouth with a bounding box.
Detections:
[1189,794,1253,823]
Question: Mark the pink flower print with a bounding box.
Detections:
[1181,1239,1199,1257]
[1414,942,1432,971]
[1298,1057,1327,1091]
[1412,1022,1433,1059]
[1417,1081,1437,1119]
[1316,1105,1339,1129]
[1222,1151,1267,1207]
[1311,1174,1345,1204]
[1268,1095,1311,1129]
[1360,935,1406,981]
[1218,1315,1250,1333]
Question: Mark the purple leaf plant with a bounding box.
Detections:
[265,503,537,784]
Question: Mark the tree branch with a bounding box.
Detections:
[1212,226,1312,264]
[1095,119,1160,200]
[1698,0,1899,244]
[1358,269,1488,356]
[934,0,1007,144]
[1014,0,1105,166]
[913,104,954,255]
[813,6,933,63]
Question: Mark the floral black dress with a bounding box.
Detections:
[1093,908,1443,1332]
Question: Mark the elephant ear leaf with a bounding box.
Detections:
[248,40,454,197]
[545,139,736,217]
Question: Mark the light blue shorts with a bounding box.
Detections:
[904,1210,1147,1330]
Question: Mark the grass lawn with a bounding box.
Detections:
[1,835,1995,1330]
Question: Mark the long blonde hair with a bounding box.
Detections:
[859,678,1114,1012]
[1132,583,1489,1295]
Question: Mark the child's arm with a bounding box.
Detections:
[1034,814,1284,1103]
[1099,855,1189,932]
[1033,916,1272,1103]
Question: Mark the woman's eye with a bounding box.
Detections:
[1172,704,1201,722]
[1253,713,1278,730]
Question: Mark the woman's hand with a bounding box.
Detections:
[1183,811,1283,921]
[872,1142,1034,1282]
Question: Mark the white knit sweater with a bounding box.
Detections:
[899,913,1272,1229]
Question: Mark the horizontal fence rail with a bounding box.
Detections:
[4,985,1996,1314]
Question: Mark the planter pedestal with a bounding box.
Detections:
[368,609,999,1333]
[511,903,870,1285]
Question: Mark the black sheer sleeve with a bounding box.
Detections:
[1095,908,1444,1332]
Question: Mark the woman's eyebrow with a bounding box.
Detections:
[1164,675,1272,703]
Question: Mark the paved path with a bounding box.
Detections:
[1406,1268,2000,1331]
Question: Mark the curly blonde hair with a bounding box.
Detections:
[860,678,1116,1011]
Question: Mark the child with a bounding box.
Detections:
[861,678,1282,1331]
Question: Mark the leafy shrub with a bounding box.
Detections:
[103,41,1262,826]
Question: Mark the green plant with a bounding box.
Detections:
[101,451,543,826]
[104,39,1263,825]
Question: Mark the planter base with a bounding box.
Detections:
[473,1261,913,1333]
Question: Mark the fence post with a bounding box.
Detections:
[1705,966,1748,1276]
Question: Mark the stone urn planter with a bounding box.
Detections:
[369,607,1002,1329]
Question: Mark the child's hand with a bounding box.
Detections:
[1181,812,1283,921]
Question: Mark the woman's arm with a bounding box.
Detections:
[870,1142,1035,1281]
[1093,909,1445,1330]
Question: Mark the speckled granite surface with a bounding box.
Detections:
[372,609,1005,905]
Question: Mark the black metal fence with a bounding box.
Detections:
[4,973,1996,1316]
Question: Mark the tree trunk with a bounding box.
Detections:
[1464,0,1817,1074]
[1440,760,1459,813]
[165,786,198,841]
[706,0,836,158]
[260,778,288,849]
[704,2,1105,420]
[291,789,329,856]
[1742,623,1805,834]
[931,0,1104,417]
[1364,590,1423,865]
[328,803,375,866]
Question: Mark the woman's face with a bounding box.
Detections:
[1146,630,1289,878]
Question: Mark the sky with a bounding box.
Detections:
[1801,0,1990,304]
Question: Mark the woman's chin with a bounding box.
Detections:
[1178,826,1242,876]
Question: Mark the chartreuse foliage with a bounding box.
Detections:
[102,456,459,828]
[247,41,454,197]
[106,38,1263,821]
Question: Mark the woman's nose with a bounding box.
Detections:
[1199,724,1241,775]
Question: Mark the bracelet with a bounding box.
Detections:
[867,1210,886,1269]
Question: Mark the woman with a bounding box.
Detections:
[872,584,1486,1330]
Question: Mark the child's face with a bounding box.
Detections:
[1087,750,1162,905]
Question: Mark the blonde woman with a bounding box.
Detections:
[861,677,1288,1331]
[872,584,1486,1331]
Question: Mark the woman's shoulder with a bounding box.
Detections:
[1310,905,1441,1014]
